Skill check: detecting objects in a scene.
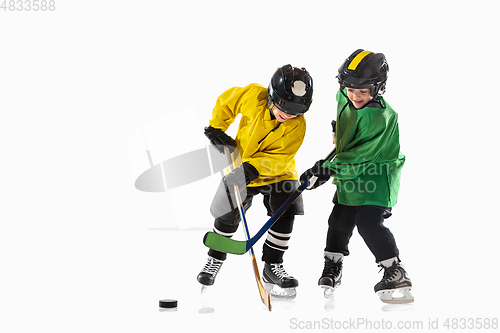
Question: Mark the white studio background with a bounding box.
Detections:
[1,1,498,332]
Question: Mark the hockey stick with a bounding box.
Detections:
[204,147,337,255]
[223,147,272,311]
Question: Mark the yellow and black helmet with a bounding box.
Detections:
[337,49,388,97]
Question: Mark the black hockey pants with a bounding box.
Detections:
[325,203,399,263]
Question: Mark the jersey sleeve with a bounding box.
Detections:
[208,84,264,131]
[208,86,243,131]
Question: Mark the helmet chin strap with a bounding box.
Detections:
[340,85,348,99]
[340,84,385,100]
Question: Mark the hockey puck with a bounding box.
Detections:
[159,299,177,309]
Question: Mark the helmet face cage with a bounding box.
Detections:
[268,64,313,116]
[337,49,388,97]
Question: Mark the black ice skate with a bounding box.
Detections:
[262,263,298,299]
[318,256,343,299]
[197,256,223,287]
[374,259,414,304]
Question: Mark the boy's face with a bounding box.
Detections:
[271,105,297,123]
[346,88,373,109]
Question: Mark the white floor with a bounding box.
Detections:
[2,148,499,333]
[128,189,498,333]
[2,139,499,333]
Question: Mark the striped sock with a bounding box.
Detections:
[264,229,291,252]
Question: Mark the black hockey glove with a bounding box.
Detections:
[204,126,237,154]
[300,159,336,190]
[223,162,259,192]
[223,162,259,207]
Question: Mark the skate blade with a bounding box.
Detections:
[263,282,297,299]
[377,287,414,304]
[321,286,337,299]
[200,285,209,295]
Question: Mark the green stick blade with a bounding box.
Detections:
[203,232,247,255]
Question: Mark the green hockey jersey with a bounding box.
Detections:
[322,89,405,207]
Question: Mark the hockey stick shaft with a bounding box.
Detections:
[224,147,271,311]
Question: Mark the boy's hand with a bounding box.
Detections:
[223,162,259,190]
[300,160,336,189]
[223,166,247,195]
[204,126,237,154]
[331,120,337,145]
[223,162,259,204]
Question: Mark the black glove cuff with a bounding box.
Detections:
[242,162,259,184]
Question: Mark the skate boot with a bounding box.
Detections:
[374,258,414,304]
[318,256,343,299]
[262,263,298,299]
[197,256,223,287]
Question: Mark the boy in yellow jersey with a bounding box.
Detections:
[197,65,313,298]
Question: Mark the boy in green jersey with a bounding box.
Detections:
[301,50,413,304]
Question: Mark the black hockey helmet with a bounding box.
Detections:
[268,64,313,115]
[337,49,388,97]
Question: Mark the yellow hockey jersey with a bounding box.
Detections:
[209,83,306,186]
